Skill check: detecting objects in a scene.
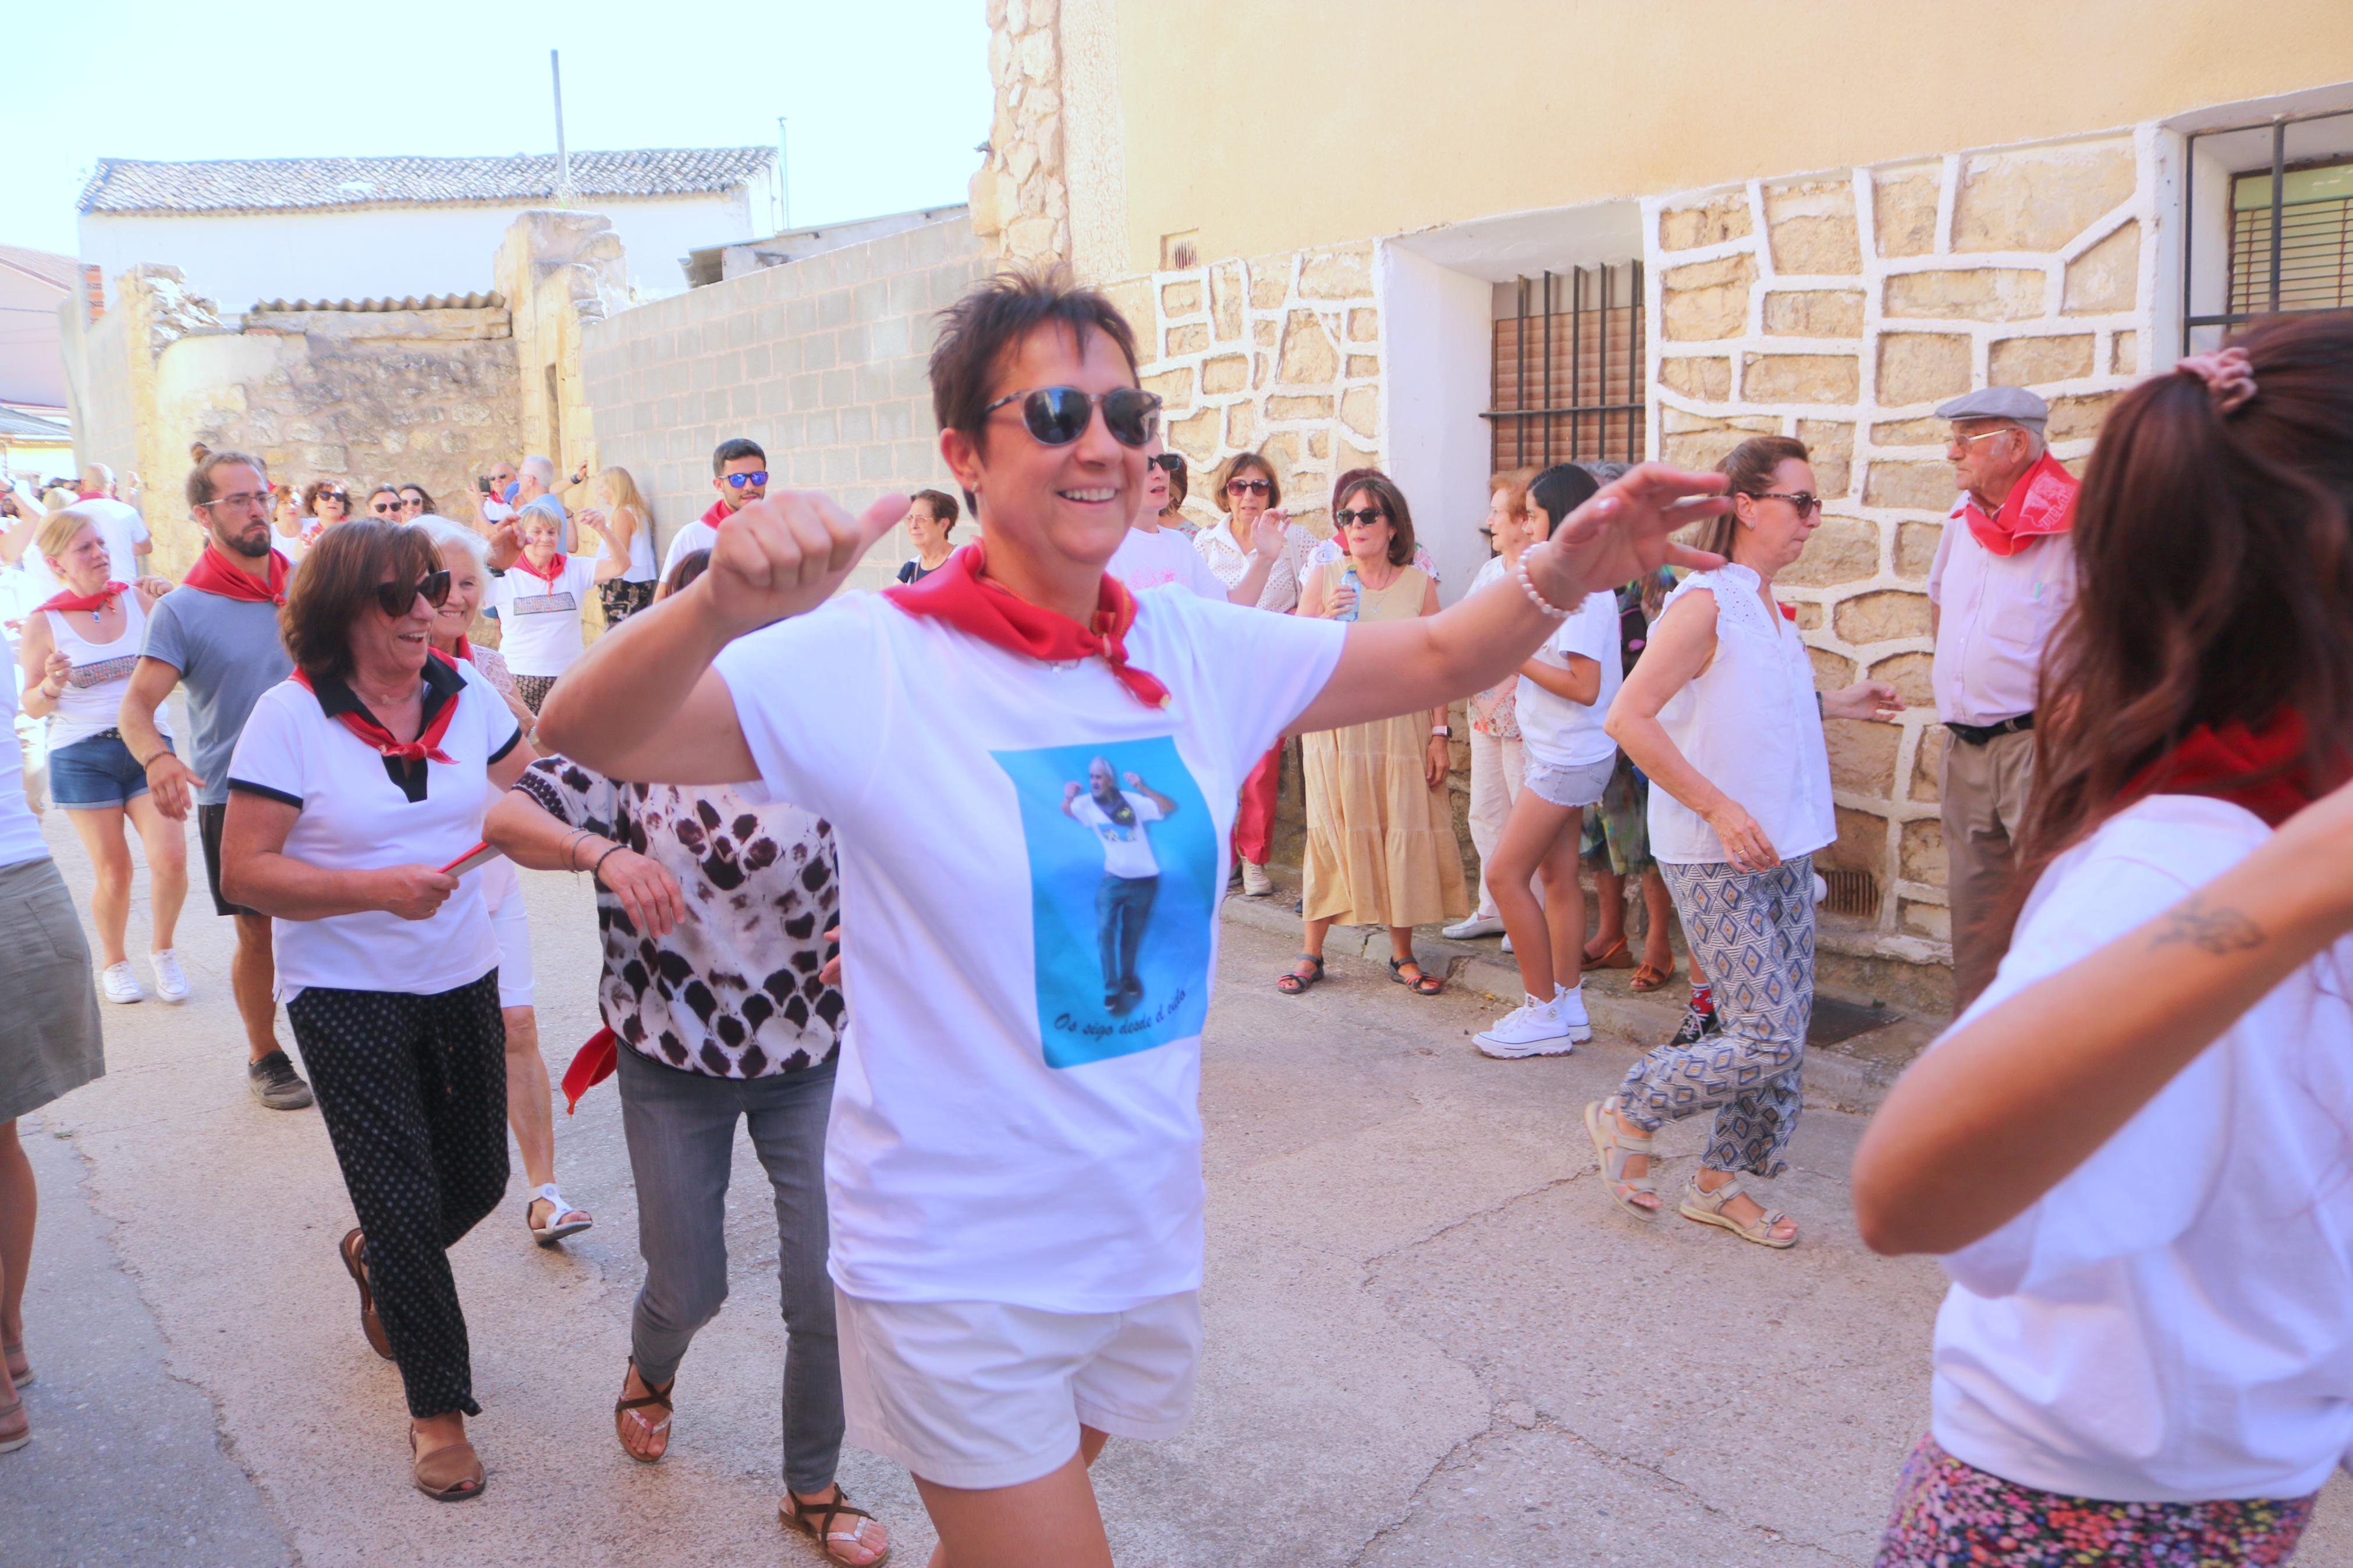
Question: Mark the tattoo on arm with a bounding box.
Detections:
[2150,894,2266,956]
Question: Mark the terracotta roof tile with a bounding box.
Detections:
[79,148,774,215]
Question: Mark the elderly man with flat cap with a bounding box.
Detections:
[1926,385,2079,1005]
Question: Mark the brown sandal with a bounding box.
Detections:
[614,1358,674,1463]
[0,1395,28,1453]
[1629,961,1677,993]
[339,1229,395,1361]
[782,1485,890,1565]
[5,1338,29,1388]
[1584,934,1636,969]
[409,1428,486,1500]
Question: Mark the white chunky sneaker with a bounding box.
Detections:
[1475,994,1576,1058]
[1240,860,1274,898]
[1442,915,1506,940]
[1554,982,1595,1044]
[100,961,145,1004]
[150,949,191,1004]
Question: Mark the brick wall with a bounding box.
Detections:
[579,217,987,588]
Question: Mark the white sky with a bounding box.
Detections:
[5,0,992,258]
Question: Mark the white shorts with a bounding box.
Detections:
[488,882,534,1009]
[1523,753,1614,809]
[834,1288,1202,1491]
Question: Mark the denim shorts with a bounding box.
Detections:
[1522,753,1615,809]
[48,731,160,810]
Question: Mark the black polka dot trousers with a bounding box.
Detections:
[289,969,509,1419]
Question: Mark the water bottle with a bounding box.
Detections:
[1337,566,1361,624]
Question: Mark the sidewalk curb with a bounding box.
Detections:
[1220,893,1902,1114]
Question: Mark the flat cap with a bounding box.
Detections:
[1935,386,2049,427]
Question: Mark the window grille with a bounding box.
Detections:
[2184,107,2353,352]
[1485,265,1645,474]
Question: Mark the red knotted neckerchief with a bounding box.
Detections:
[2119,710,2321,829]
[562,1027,619,1114]
[447,634,475,664]
[292,649,464,765]
[36,581,127,615]
[513,551,567,588]
[1960,451,2079,559]
[882,539,1171,709]
[182,544,291,606]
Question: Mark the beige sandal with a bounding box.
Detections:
[782,1485,891,1565]
[409,1428,486,1501]
[1584,1100,1660,1220]
[1678,1175,1798,1249]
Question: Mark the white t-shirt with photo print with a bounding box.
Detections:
[715,585,1345,1314]
[488,556,598,677]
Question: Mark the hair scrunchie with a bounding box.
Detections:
[2174,346,2258,417]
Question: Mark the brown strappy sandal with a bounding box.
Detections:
[613,1359,674,1463]
[339,1229,395,1361]
[409,1428,486,1500]
[782,1485,890,1565]
[5,1338,30,1388]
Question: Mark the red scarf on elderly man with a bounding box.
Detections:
[1960,450,2079,558]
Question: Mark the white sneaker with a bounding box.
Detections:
[1501,934,1514,955]
[1240,861,1274,898]
[1442,915,1506,940]
[1554,982,1595,1044]
[1475,994,1577,1058]
[150,949,191,1004]
[100,961,145,1004]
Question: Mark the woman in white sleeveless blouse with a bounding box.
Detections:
[1599,436,1901,1249]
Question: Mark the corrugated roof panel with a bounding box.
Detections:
[80,148,773,215]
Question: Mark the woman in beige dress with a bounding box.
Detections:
[1280,472,1468,996]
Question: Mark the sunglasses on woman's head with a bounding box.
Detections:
[722,470,770,488]
[1226,477,1272,496]
[374,569,452,618]
[984,386,1161,448]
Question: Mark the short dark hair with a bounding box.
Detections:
[662,547,712,599]
[712,438,766,476]
[281,520,440,682]
[1334,471,1417,567]
[186,447,268,510]
[929,269,1140,461]
[909,488,961,535]
[1528,464,1602,539]
[398,482,436,511]
[302,478,350,516]
[1215,452,1281,515]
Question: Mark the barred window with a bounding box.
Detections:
[1486,265,1645,474]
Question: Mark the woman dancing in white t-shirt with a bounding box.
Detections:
[1851,315,2353,1565]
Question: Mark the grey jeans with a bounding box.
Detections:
[616,1044,843,1493]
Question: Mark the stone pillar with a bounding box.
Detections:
[972,0,1071,268]
[494,211,627,479]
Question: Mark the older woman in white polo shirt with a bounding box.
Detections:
[1601,436,1899,1249]
[221,521,530,1501]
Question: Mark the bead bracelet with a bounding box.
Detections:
[1513,543,1574,620]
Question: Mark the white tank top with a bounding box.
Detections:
[1644,563,1834,866]
[42,592,171,752]
[620,507,657,584]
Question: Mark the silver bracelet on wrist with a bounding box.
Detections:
[1513,545,1574,620]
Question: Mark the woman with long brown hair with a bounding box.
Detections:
[1851,319,2353,1562]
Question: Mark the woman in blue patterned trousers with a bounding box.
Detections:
[1599,436,1902,1248]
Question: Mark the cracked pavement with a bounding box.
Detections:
[6,812,2348,1565]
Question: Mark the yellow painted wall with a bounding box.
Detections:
[1109,0,2353,272]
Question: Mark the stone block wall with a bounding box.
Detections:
[1103,241,1383,538]
[1645,130,2157,958]
[578,218,987,587]
[970,0,1069,268]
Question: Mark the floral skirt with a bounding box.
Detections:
[1875,1435,2317,1566]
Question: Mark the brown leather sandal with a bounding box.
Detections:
[614,1359,675,1463]
[0,1395,28,1454]
[782,1485,890,1565]
[1584,934,1636,969]
[5,1338,30,1388]
[1629,960,1678,993]
[409,1428,486,1500]
[339,1229,395,1361]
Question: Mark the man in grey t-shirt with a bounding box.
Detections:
[116,450,311,1111]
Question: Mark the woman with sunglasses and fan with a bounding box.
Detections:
[1595,437,1900,1250]
[533,272,1730,1563]
[218,521,532,1502]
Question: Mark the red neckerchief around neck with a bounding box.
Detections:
[1961,451,2078,559]
[2119,709,2321,829]
[292,649,463,765]
[36,580,127,615]
[883,539,1172,709]
[182,544,290,606]
[514,550,567,588]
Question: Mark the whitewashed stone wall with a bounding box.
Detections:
[1644,130,2160,959]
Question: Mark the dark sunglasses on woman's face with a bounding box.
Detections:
[375,569,452,618]
[1226,477,1272,496]
[370,500,402,515]
[1335,508,1387,528]
[1151,453,1186,475]
[722,470,771,488]
[1751,490,1824,517]
[984,386,1162,448]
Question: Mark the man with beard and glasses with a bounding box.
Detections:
[115,450,311,1111]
